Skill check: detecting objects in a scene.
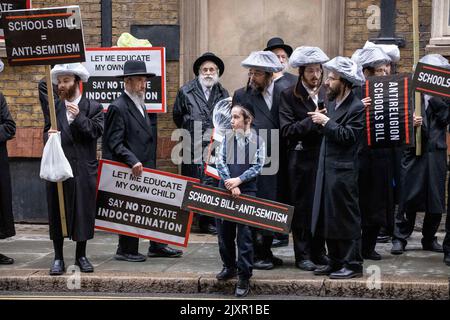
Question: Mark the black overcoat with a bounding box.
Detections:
[232,81,284,202]
[399,95,449,214]
[279,82,326,229]
[44,97,104,241]
[311,91,365,240]
[0,93,16,239]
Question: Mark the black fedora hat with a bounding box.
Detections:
[264,37,293,57]
[116,60,156,78]
[193,52,225,77]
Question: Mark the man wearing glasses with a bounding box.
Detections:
[308,57,366,279]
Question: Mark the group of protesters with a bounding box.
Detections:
[0,35,449,298]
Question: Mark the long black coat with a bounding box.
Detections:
[43,97,104,241]
[232,81,284,202]
[399,95,449,214]
[275,72,298,92]
[0,93,16,239]
[279,82,326,229]
[173,78,229,177]
[103,92,157,169]
[353,86,395,228]
[311,91,365,240]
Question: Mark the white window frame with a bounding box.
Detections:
[430,0,450,45]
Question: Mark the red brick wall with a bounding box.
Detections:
[1,0,180,173]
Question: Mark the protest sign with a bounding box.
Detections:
[181,182,294,234]
[2,6,85,65]
[96,160,197,247]
[0,0,31,39]
[83,47,166,112]
[363,74,414,148]
[412,62,450,99]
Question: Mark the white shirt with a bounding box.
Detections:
[424,94,432,111]
[200,82,212,101]
[262,80,274,110]
[125,90,146,117]
[302,80,318,107]
[65,94,82,124]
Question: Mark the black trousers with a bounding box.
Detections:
[444,213,450,255]
[362,225,381,255]
[392,211,442,245]
[216,218,253,280]
[326,238,363,272]
[251,228,274,261]
[291,224,326,263]
[117,235,167,255]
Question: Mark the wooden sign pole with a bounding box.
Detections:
[45,65,68,237]
[413,0,422,156]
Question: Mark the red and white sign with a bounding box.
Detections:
[95,160,197,247]
[83,47,166,113]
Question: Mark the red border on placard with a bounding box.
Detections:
[0,0,33,40]
[95,159,198,247]
[365,80,371,146]
[404,77,410,145]
[85,47,166,113]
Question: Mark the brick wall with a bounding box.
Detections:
[1,0,180,173]
[344,0,432,73]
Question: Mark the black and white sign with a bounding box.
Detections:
[0,0,31,39]
[96,160,197,247]
[412,62,450,99]
[181,182,294,234]
[363,74,414,148]
[2,6,85,65]
[83,47,166,113]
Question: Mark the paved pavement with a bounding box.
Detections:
[0,222,448,299]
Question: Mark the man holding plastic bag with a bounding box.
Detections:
[39,63,104,275]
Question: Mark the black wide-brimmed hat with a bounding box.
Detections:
[116,60,156,78]
[193,52,225,77]
[264,37,293,57]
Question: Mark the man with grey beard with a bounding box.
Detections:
[173,52,229,234]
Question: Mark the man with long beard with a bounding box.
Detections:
[308,57,366,279]
[40,63,104,275]
[173,52,229,234]
[279,46,330,271]
[233,51,285,270]
[103,60,183,261]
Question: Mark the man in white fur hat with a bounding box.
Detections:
[308,56,366,279]
[42,63,104,276]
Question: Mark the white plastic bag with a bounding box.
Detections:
[40,132,74,182]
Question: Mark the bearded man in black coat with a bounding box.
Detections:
[309,57,366,279]
[42,63,104,275]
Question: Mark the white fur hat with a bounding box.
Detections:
[51,63,90,85]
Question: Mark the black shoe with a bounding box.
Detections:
[272,256,283,267]
[362,250,382,260]
[271,238,289,248]
[422,239,444,253]
[0,253,14,265]
[253,259,274,270]
[148,246,183,258]
[376,235,391,243]
[391,240,405,255]
[329,267,363,279]
[216,267,237,281]
[313,265,340,276]
[296,260,317,271]
[75,257,94,273]
[49,259,65,276]
[444,254,450,266]
[235,278,250,298]
[312,255,330,266]
[114,252,147,262]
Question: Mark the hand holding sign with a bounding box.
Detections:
[413,113,423,127]
[224,177,241,190]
